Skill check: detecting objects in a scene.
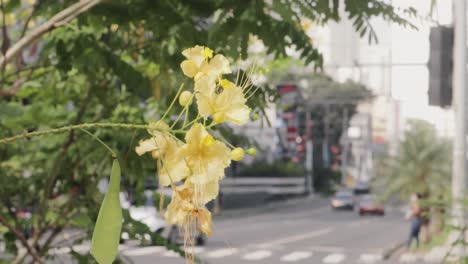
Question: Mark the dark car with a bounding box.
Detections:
[331,191,355,210]
[358,195,385,216]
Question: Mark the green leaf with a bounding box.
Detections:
[91,159,122,264]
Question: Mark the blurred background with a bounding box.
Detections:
[0,0,466,263]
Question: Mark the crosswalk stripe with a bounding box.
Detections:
[322,253,346,263]
[122,246,165,256]
[399,253,419,263]
[280,251,313,262]
[242,250,272,260]
[205,248,238,258]
[358,253,383,263]
[162,250,181,257]
[184,246,205,255]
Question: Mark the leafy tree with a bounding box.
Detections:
[375,119,451,201]
[375,119,452,241]
[268,69,371,190]
[0,0,418,262]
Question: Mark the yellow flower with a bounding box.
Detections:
[164,183,213,236]
[179,124,230,185]
[197,54,231,79]
[164,184,195,225]
[196,86,250,125]
[135,122,190,186]
[180,45,231,79]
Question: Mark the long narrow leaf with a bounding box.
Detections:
[91,159,122,264]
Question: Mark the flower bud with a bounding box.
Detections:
[213,112,226,124]
[230,148,245,161]
[251,113,259,121]
[179,91,193,107]
[151,149,161,159]
[246,148,257,156]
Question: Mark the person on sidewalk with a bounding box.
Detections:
[406,193,423,248]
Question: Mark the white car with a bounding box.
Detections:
[122,189,206,245]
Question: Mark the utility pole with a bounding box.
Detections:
[305,110,314,195]
[452,0,466,256]
[341,107,349,185]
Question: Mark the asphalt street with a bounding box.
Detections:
[120,197,416,264]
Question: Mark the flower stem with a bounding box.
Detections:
[0,122,150,145]
[161,83,184,121]
[79,128,117,158]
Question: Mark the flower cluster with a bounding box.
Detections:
[135,46,254,238]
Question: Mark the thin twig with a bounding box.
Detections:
[0,0,101,68]
[0,214,45,264]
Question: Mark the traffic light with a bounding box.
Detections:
[428,26,454,107]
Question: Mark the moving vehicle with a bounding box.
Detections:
[330,190,355,210]
[358,195,385,216]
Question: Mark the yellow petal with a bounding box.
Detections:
[194,75,216,94]
[213,112,226,123]
[208,54,232,75]
[182,45,205,67]
[196,209,212,236]
[180,60,199,78]
[159,146,190,186]
[135,138,158,156]
[196,92,214,118]
[185,123,208,145]
[215,86,250,125]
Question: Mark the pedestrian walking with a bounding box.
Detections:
[405,193,423,248]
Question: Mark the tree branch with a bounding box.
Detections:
[0,0,101,68]
[0,214,45,264]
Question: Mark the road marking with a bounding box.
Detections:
[242,250,272,260]
[322,253,346,263]
[257,228,333,248]
[184,246,204,255]
[205,248,238,258]
[399,253,420,263]
[280,251,312,262]
[309,246,345,253]
[347,219,371,227]
[122,246,165,256]
[358,253,383,263]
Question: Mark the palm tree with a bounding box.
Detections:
[375,119,452,240]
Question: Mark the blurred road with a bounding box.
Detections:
[122,198,412,264]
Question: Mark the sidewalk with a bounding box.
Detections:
[397,246,448,263]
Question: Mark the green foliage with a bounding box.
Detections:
[238,161,305,177]
[374,119,452,201]
[0,0,418,262]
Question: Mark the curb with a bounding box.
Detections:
[382,241,406,260]
[214,194,316,219]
